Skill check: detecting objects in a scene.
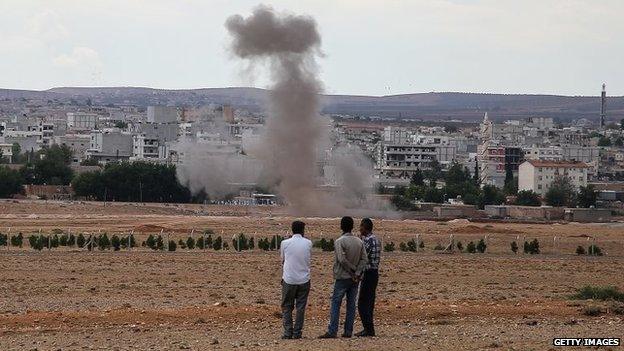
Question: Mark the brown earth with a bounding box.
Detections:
[0,200,623,350]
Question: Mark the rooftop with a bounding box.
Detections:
[524,160,590,168]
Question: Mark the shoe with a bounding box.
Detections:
[355,330,375,337]
[341,333,352,338]
[281,335,292,340]
[318,332,337,339]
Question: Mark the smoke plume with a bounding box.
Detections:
[226,5,327,214]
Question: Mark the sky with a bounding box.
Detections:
[1,0,623,96]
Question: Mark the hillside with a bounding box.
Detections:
[2,87,623,122]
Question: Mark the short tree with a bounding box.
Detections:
[510,241,518,254]
[545,176,577,207]
[10,233,23,247]
[68,234,76,247]
[456,241,463,252]
[155,235,164,250]
[399,242,408,252]
[186,237,195,250]
[213,236,223,250]
[145,234,156,249]
[406,239,417,252]
[168,240,177,251]
[77,233,86,247]
[98,233,110,250]
[383,241,395,252]
[515,190,541,206]
[476,238,487,253]
[196,236,205,249]
[111,235,121,251]
[576,245,586,255]
[466,241,476,253]
[588,244,603,256]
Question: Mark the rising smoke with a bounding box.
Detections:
[178,5,385,216]
[225,5,329,214]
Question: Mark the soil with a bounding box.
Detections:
[0,200,622,350]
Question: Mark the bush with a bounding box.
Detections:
[571,286,624,302]
[0,233,7,246]
[588,244,603,256]
[406,239,417,252]
[582,305,602,317]
[456,241,463,252]
[510,241,518,254]
[10,233,23,247]
[258,237,270,251]
[323,239,334,252]
[156,235,164,251]
[168,240,177,252]
[466,241,476,253]
[111,235,121,251]
[29,235,44,250]
[399,242,408,252]
[196,236,205,249]
[233,233,250,251]
[419,240,425,249]
[51,235,59,248]
[97,233,110,250]
[186,237,195,250]
[476,239,487,253]
[178,239,186,249]
[77,233,86,248]
[213,236,223,251]
[68,233,76,247]
[576,245,586,255]
[145,234,156,249]
[383,241,395,252]
[524,239,540,254]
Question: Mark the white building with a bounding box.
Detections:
[67,112,99,131]
[0,143,13,163]
[147,106,178,123]
[376,126,438,180]
[131,134,170,162]
[518,160,589,196]
[523,146,563,161]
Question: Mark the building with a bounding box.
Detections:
[147,106,178,123]
[55,134,91,163]
[132,134,170,162]
[86,130,133,163]
[67,112,99,131]
[0,143,13,163]
[518,160,590,196]
[477,142,506,187]
[376,127,437,180]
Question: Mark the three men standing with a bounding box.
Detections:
[279,217,380,340]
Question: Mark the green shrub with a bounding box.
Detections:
[29,235,44,250]
[456,241,463,252]
[168,240,177,252]
[258,237,270,251]
[155,235,164,250]
[419,240,425,249]
[524,239,540,254]
[322,238,334,252]
[588,244,603,256]
[406,239,417,252]
[233,233,250,251]
[248,237,255,250]
[77,233,86,247]
[178,239,186,249]
[0,233,7,246]
[383,241,395,252]
[466,241,476,253]
[571,286,624,302]
[213,236,223,250]
[51,234,60,248]
[196,236,205,249]
[576,245,586,255]
[582,305,602,317]
[476,238,487,253]
[97,233,110,250]
[10,233,23,247]
[510,241,518,254]
[67,234,76,247]
[186,237,195,250]
[399,242,408,252]
[111,235,121,251]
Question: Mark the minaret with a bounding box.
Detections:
[600,83,606,128]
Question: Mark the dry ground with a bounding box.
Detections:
[0,200,623,350]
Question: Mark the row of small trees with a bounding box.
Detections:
[27,233,136,251]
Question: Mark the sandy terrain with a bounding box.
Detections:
[0,200,623,350]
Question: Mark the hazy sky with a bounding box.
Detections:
[1,0,622,96]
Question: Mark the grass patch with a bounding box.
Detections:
[571,285,624,302]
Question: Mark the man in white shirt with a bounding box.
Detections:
[280,220,312,339]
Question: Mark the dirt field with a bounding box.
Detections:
[0,200,623,350]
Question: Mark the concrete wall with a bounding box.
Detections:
[434,205,481,218]
[564,208,612,222]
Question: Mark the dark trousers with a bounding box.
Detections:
[281,280,310,338]
[357,269,379,335]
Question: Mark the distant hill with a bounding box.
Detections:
[2,86,623,123]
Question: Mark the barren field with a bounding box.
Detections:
[1,200,623,350]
